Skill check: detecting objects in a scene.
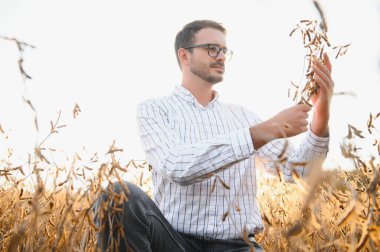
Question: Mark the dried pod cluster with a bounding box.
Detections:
[289,20,351,105]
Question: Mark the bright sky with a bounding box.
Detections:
[1,0,379,175]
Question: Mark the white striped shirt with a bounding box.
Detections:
[136,85,329,239]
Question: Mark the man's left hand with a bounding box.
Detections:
[310,53,334,137]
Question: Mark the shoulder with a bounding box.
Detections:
[137,95,171,117]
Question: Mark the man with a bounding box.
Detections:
[96,20,333,251]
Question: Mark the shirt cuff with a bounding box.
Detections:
[305,129,329,153]
[231,128,255,160]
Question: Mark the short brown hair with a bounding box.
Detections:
[174,20,226,67]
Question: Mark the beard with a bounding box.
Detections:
[190,61,224,84]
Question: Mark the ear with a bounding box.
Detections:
[178,48,190,67]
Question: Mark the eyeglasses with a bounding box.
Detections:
[184,43,233,61]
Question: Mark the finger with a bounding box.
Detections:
[312,63,331,86]
[300,111,309,119]
[323,52,332,73]
[314,75,331,92]
[314,75,334,94]
[299,103,312,112]
[312,57,332,79]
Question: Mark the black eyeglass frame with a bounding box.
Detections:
[184,43,233,61]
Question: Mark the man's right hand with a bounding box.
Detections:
[249,104,311,149]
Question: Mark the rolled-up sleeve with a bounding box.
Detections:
[257,128,329,180]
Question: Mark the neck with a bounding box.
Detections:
[181,79,214,107]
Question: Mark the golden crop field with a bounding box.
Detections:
[0,117,379,251]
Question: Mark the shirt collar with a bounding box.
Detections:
[173,85,220,107]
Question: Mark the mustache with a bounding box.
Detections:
[210,62,224,68]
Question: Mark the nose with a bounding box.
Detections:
[216,50,226,61]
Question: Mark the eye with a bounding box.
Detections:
[208,45,219,53]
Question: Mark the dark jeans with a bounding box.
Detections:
[93,181,264,252]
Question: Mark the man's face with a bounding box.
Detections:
[188,28,227,85]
